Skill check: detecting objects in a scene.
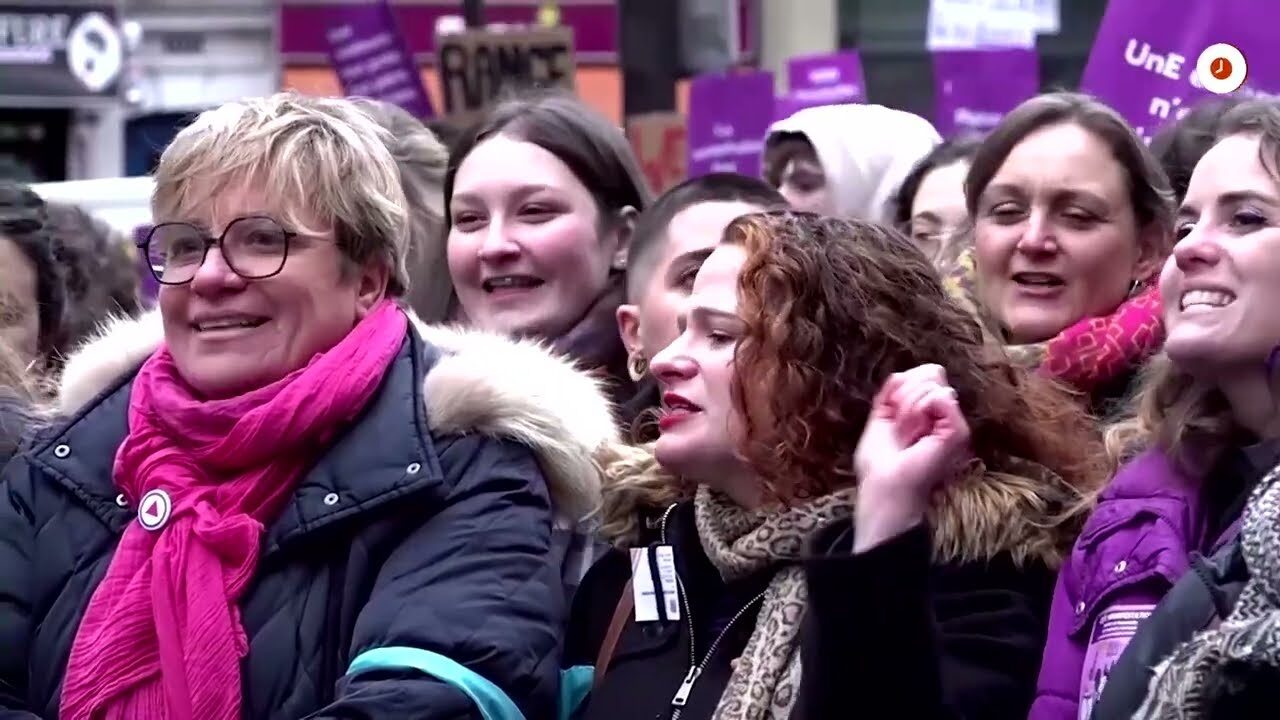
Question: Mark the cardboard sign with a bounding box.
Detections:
[436,26,576,121]
[627,113,687,195]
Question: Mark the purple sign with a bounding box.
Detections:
[279,0,758,65]
[1080,0,1280,143]
[933,49,1039,136]
[687,71,776,179]
[783,50,867,115]
[133,225,158,306]
[324,1,435,119]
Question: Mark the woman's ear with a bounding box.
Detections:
[1132,222,1170,283]
[610,206,639,272]
[354,260,392,317]
[616,303,643,357]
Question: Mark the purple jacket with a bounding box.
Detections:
[1028,449,1235,720]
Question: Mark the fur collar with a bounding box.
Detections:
[600,447,1080,568]
[56,307,615,521]
[930,455,1082,569]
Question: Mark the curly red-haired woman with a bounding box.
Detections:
[564,211,1109,720]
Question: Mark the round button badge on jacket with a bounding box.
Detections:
[138,489,172,531]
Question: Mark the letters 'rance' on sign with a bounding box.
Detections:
[435,26,576,123]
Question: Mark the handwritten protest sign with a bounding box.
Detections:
[435,26,575,122]
[627,113,687,194]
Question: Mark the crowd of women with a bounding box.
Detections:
[0,82,1276,720]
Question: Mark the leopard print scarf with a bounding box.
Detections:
[1134,460,1280,719]
[694,485,854,720]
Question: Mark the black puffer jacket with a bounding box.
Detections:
[0,310,613,719]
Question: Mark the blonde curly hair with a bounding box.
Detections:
[595,442,691,548]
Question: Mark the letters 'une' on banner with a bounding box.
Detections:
[322,0,435,120]
[776,50,868,120]
[686,70,776,179]
[932,48,1040,137]
[1079,0,1280,143]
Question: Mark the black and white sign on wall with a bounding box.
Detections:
[0,3,124,101]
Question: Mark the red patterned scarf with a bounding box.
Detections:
[942,248,1163,395]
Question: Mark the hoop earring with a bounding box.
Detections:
[1129,279,1143,297]
[627,353,649,382]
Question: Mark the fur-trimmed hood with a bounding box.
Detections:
[56,307,616,520]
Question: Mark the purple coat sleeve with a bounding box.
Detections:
[1028,568,1164,720]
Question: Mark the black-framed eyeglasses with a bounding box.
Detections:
[138,216,298,286]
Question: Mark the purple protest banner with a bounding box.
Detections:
[687,71,775,178]
[280,0,759,66]
[323,0,435,120]
[133,225,158,307]
[1080,0,1280,143]
[783,50,867,115]
[932,48,1039,136]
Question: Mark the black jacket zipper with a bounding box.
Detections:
[659,504,767,720]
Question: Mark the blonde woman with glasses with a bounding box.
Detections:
[0,93,614,720]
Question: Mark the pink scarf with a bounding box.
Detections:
[942,248,1164,394]
[60,300,408,720]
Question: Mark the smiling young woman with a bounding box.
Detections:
[444,90,653,413]
[1033,99,1280,720]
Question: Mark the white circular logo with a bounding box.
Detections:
[138,489,172,531]
[66,12,124,93]
[1196,43,1248,95]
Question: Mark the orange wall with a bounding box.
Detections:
[282,65,690,126]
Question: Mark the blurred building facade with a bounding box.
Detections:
[0,0,276,182]
[838,0,1109,119]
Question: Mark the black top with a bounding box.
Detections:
[566,504,1055,720]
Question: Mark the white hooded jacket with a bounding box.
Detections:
[766,103,942,223]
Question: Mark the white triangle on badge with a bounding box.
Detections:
[138,489,171,531]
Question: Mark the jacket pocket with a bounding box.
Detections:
[1064,497,1193,637]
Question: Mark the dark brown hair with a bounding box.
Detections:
[1150,97,1248,202]
[964,92,1176,257]
[761,134,819,189]
[444,89,652,227]
[43,201,143,361]
[892,135,983,229]
[724,211,1108,504]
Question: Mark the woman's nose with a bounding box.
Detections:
[189,243,246,293]
[476,220,521,262]
[1014,212,1058,255]
[1172,222,1223,272]
[649,340,695,383]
